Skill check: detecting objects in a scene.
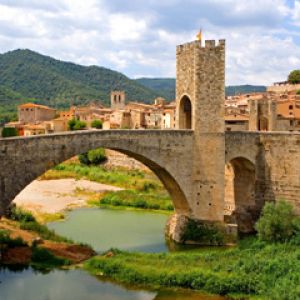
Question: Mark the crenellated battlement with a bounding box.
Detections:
[176,39,225,54]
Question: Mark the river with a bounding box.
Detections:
[0,207,227,300]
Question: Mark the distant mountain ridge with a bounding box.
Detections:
[135,78,266,99]
[0,49,266,124]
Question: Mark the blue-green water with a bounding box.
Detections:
[48,208,169,253]
[1,208,226,300]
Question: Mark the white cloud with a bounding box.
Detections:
[293,0,300,26]
[0,0,298,85]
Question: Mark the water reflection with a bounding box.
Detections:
[0,268,228,300]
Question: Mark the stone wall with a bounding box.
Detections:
[104,149,150,171]
[225,131,300,214]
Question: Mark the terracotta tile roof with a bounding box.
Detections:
[19,103,56,110]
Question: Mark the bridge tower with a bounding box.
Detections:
[174,38,226,231]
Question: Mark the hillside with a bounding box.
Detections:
[0,49,160,106]
[136,78,266,98]
[135,78,176,100]
[226,85,266,96]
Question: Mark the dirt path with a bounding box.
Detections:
[13,179,122,214]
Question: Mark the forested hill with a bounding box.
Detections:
[0,49,160,107]
[135,78,266,99]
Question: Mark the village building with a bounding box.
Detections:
[18,103,56,124]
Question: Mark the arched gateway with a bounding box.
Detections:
[1,38,300,244]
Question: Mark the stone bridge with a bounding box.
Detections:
[1,37,299,242]
[0,130,299,241]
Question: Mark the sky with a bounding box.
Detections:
[0,0,299,85]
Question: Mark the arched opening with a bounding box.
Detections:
[258,116,268,131]
[179,96,192,129]
[224,157,260,233]
[5,144,192,255]
[7,146,190,217]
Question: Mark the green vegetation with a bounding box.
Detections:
[67,119,87,131]
[9,207,72,243]
[256,200,300,244]
[296,89,300,95]
[44,162,163,190]
[85,238,300,299]
[91,119,103,129]
[181,220,225,245]
[135,78,176,100]
[0,229,27,248]
[93,189,173,211]
[288,70,300,84]
[79,148,107,165]
[1,127,18,138]
[84,200,300,299]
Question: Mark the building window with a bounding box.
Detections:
[289,105,293,110]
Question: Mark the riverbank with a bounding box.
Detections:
[0,210,95,268]
[85,238,300,300]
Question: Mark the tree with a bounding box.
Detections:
[91,119,103,129]
[78,148,107,165]
[68,119,86,131]
[73,120,86,130]
[1,127,18,138]
[255,200,300,243]
[288,70,300,84]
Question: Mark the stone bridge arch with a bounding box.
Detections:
[0,130,194,217]
[224,156,259,233]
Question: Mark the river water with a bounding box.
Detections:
[0,208,226,300]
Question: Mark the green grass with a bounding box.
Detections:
[92,189,173,212]
[9,207,73,243]
[0,229,27,248]
[85,238,300,300]
[42,162,163,191]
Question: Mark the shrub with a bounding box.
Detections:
[74,120,87,130]
[255,200,300,243]
[296,90,300,95]
[181,219,224,245]
[2,127,18,138]
[91,119,103,129]
[68,119,86,131]
[88,148,107,164]
[79,148,107,165]
[9,206,36,223]
[78,153,90,165]
[20,221,72,243]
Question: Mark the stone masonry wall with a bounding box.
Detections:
[176,39,226,222]
[225,131,300,214]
